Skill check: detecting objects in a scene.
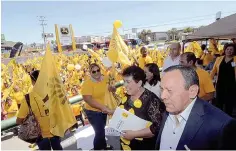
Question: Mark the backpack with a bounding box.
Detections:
[18,94,41,144]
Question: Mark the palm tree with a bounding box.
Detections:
[167,28,178,41]
[138,29,152,44]
[183,27,194,33]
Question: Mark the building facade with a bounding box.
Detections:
[75,36,106,43]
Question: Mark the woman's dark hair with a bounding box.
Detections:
[145,63,161,86]
[30,70,39,82]
[201,44,206,50]
[122,65,146,86]
[222,43,236,56]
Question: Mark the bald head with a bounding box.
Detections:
[169,42,181,58]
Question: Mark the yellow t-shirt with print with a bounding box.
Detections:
[138,56,153,69]
[81,76,108,112]
[4,100,18,118]
[196,68,215,98]
[17,92,53,138]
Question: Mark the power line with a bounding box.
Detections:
[88,11,236,35]
[125,10,236,30]
[89,16,214,35]
[124,16,214,31]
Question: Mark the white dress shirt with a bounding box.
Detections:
[162,55,180,71]
[144,81,161,98]
[160,98,196,150]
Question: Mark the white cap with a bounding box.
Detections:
[75,64,81,70]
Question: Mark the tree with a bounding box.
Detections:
[51,40,55,45]
[198,25,205,29]
[30,42,36,48]
[167,28,179,41]
[138,29,152,44]
[183,27,194,33]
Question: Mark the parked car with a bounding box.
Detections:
[77,43,94,51]
[156,43,165,51]
[146,44,155,50]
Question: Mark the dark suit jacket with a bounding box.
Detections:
[155,98,236,150]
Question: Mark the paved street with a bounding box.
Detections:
[1,124,120,150]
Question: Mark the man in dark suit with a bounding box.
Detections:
[156,65,236,150]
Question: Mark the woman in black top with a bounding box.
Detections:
[212,44,236,116]
[119,65,165,150]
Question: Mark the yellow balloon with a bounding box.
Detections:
[67,64,75,71]
[114,20,122,28]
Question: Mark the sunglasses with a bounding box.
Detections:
[92,69,100,74]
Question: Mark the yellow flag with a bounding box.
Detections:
[69,24,77,51]
[104,84,119,111]
[88,49,102,61]
[33,43,76,137]
[107,27,131,67]
[185,41,203,58]
[209,39,219,55]
[55,24,63,52]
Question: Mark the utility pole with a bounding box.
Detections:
[38,16,47,49]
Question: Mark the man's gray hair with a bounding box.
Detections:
[163,65,199,89]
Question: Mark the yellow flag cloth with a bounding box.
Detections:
[107,27,131,67]
[209,39,219,55]
[104,83,120,123]
[88,49,102,61]
[104,84,119,111]
[33,43,76,137]
[185,41,203,58]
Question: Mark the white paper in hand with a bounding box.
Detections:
[105,127,121,136]
[108,107,149,132]
[102,57,112,68]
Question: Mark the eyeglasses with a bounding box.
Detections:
[92,69,100,74]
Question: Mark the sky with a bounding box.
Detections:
[1,1,236,44]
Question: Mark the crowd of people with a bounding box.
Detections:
[79,42,236,150]
[1,40,236,150]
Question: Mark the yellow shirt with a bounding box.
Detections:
[71,104,82,116]
[196,68,215,98]
[17,92,53,138]
[201,53,214,66]
[81,76,108,112]
[138,56,153,69]
[4,100,18,118]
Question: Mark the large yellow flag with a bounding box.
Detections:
[209,39,219,55]
[184,41,203,58]
[33,43,76,137]
[107,22,131,68]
